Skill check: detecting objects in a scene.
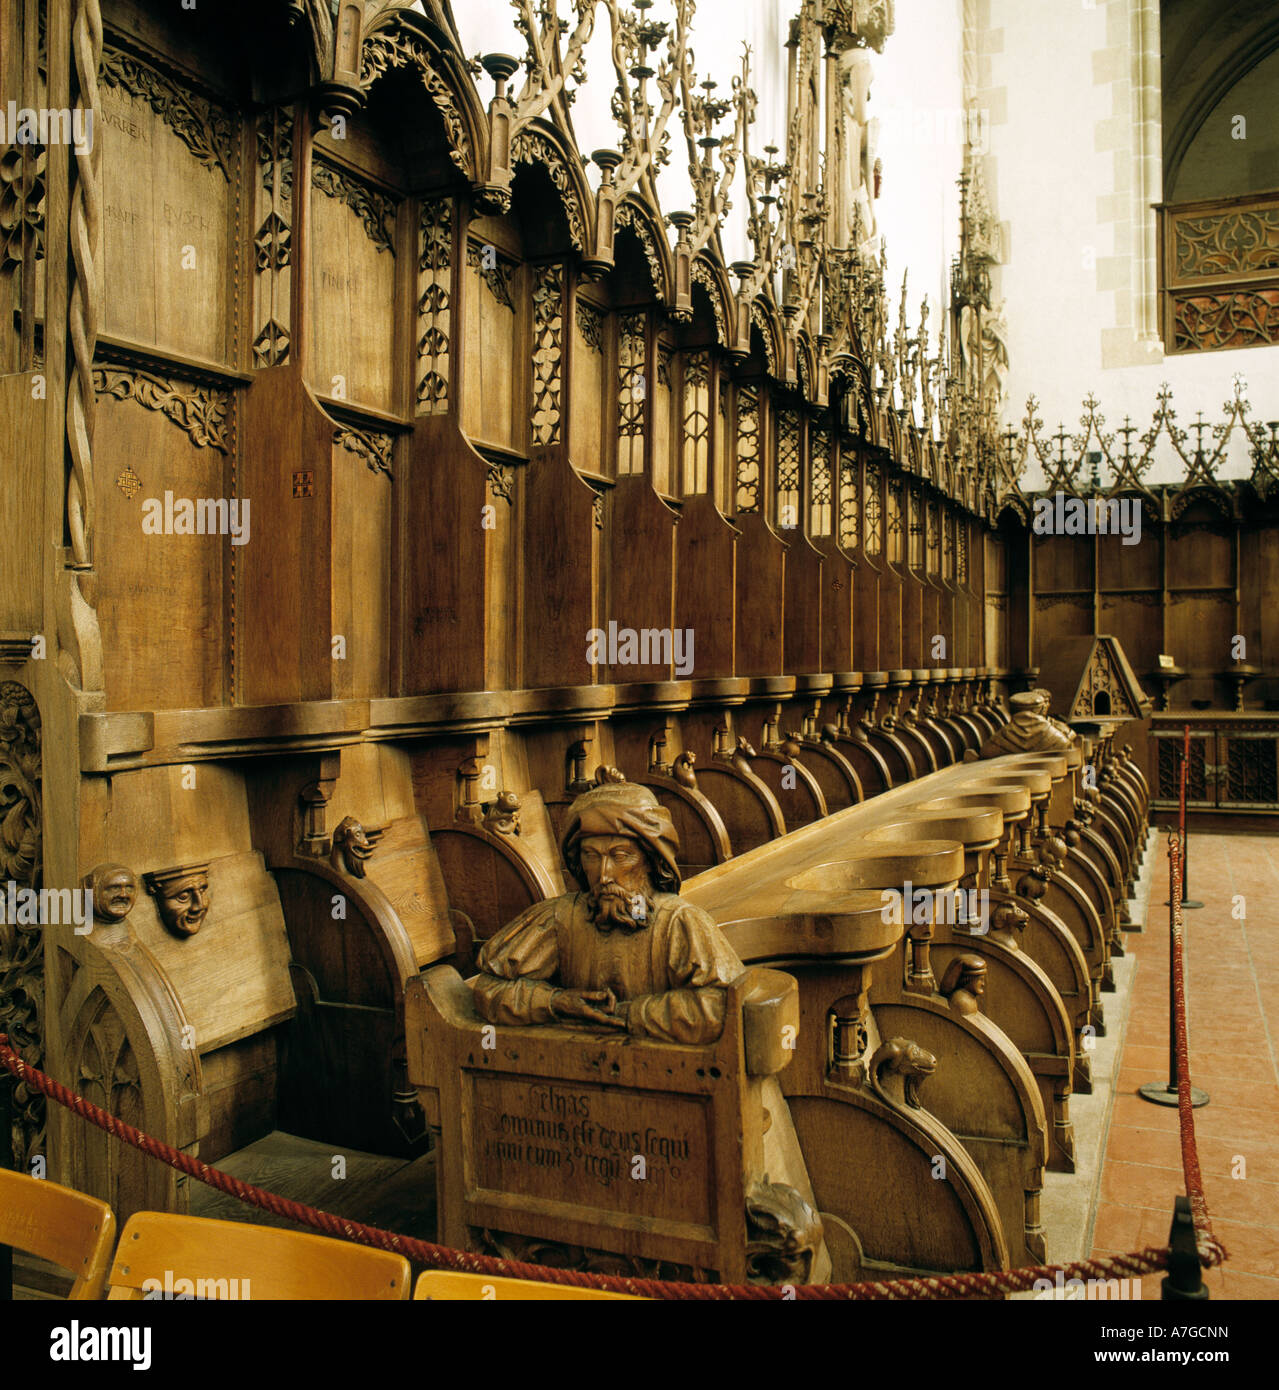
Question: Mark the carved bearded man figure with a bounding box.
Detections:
[472,782,743,1044]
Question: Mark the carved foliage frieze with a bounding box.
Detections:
[334,425,394,478]
[94,367,231,452]
[468,241,515,310]
[531,263,563,447]
[311,160,396,255]
[360,24,471,175]
[100,48,234,181]
[510,130,585,251]
[1172,288,1279,353]
[576,300,604,353]
[616,203,663,299]
[418,199,452,414]
[0,681,43,1167]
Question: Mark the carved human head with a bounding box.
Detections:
[85,863,138,923]
[561,782,681,932]
[144,864,211,937]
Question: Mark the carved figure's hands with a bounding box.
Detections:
[550,988,628,1029]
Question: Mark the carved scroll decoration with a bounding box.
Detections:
[1174,206,1279,282]
[0,144,46,274]
[1172,290,1279,353]
[467,242,515,310]
[510,130,585,250]
[0,681,43,1166]
[100,48,233,180]
[94,367,230,452]
[311,160,396,255]
[417,199,452,414]
[360,23,472,176]
[531,262,563,446]
[334,425,394,478]
[576,300,603,353]
[691,259,728,346]
[615,202,663,299]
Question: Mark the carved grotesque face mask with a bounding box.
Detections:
[146,867,211,937]
[92,864,138,922]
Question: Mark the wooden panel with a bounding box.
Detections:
[461,240,518,448]
[100,52,233,362]
[569,297,606,468]
[95,393,225,710]
[1034,535,1093,593]
[399,416,490,694]
[520,450,598,688]
[675,494,737,677]
[134,850,295,1055]
[735,514,786,675]
[239,371,334,705]
[307,160,398,413]
[331,435,392,699]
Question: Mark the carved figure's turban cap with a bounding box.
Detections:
[561,782,682,893]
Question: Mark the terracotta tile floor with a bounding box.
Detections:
[1090,830,1279,1300]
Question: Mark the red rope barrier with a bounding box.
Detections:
[1167,832,1227,1267]
[0,1032,1210,1301]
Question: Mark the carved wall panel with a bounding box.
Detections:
[735,387,761,514]
[309,157,398,414]
[332,432,392,700]
[570,298,605,469]
[617,312,646,476]
[652,342,674,494]
[775,410,801,531]
[810,426,833,537]
[838,449,859,551]
[96,385,230,712]
[252,106,294,368]
[417,199,452,414]
[530,263,563,447]
[0,681,42,1168]
[462,239,518,449]
[99,46,236,363]
[681,351,711,496]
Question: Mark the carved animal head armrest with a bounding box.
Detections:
[870,1037,936,1109]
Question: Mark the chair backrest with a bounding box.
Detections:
[0,1168,116,1300]
[413,1270,641,1300]
[107,1211,409,1300]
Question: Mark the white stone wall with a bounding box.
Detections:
[987,0,1278,486]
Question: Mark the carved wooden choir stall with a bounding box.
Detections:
[0,0,1155,1289]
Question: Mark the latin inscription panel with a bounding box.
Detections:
[466,1072,712,1226]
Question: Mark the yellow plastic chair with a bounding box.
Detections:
[0,1167,117,1300]
[107,1211,410,1300]
[414,1269,643,1300]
